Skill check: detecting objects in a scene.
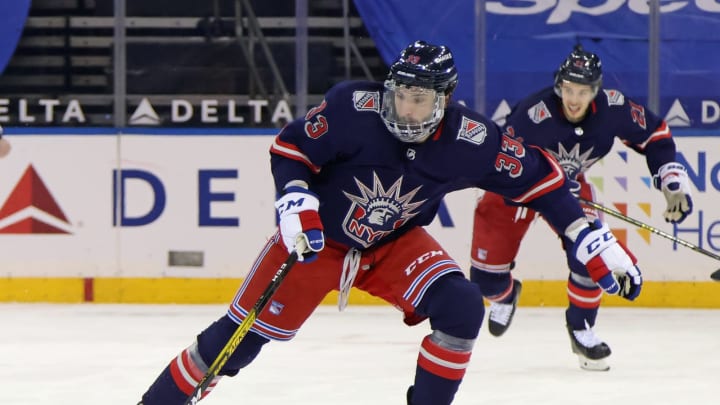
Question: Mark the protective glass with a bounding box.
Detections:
[381,79,446,143]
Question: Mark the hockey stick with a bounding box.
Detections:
[578,197,720,281]
[183,240,306,405]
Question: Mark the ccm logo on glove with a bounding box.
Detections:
[573,220,643,301]
[580,229,614,256]
[275,186,325,262]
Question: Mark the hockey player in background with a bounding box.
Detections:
[469,45,692,371]
[138,41,641,405]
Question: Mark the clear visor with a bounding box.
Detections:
[381,80,446,143]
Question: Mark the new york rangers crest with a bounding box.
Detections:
[528,101,552,124]
[342,173,426,248]
[604,89,625,106]
[353,91,380,112]
[547,143,599,179]
[457,116,487,145]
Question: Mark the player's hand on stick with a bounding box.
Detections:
[275,186,325,262]
[654,162,693,224]
[573,220,643,301]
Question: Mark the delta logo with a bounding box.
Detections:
[0,164,72,234]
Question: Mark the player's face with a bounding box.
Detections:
[393,86,436,125]
[381,80,446,143]
[558,81,595,123]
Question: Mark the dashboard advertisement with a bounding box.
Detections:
[0,131,716,285]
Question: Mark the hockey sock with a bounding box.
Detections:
[469,266,513,302]
[196,316,269,375]
[140,315,269,405]
[418,273,484,338]
[140,344,222,405]
[411,335,471,405]
[566,276,601,329]
[409,274,483,405]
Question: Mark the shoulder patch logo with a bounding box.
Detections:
[604,89,625,106]
[528,101,551,124]
[353,91,380,113]
[457,116,487,145]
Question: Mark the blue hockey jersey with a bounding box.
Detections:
[270,81,584,250]
[504,86,677,181]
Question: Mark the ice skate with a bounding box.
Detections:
[487,279,522,337]
[567,323,611,371]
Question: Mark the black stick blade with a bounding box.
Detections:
[711,269,720,281]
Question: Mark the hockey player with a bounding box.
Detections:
[138,41,641,405]
[469,45,692,371]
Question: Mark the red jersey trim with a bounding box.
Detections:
[270,137,322,174]
[511,146,565,204]
[633,121,671,151]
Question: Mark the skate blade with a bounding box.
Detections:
[577,355,610,371]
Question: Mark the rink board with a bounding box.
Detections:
[1,277,719,308]
[0,130,718,305]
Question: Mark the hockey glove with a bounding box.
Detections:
[274,186,325,263]
[653,162,693,224]
[573,220,643,301]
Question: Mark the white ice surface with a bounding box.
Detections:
[2,304,718,404]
